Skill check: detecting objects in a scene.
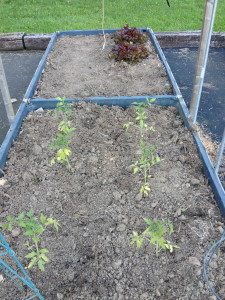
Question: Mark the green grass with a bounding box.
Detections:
[0,0,224,33]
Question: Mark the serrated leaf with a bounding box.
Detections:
[40,214,46,224]
[6,216,13,222]
[144,219,153,226]
[133,167,139,174]
[27,211,33,218]
[32,236,40,243]
[17,213,25,220]
[24,230,35,236]
[2,223,9,231]
[38,259,45,271]
[40,254,50,262]
[25,251,37,258]
[39,248,49,254]
[28,257,38,269]
[136,237,144,248]
[17,221,26,227]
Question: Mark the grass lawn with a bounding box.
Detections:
[0,0,224,33]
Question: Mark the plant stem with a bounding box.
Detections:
[34,238,39,256]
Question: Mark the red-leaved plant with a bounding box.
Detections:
[110,25,150,63]
[110,41,149,63]
[113,24,148,44]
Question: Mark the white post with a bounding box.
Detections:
[189,0,218,125]
[215,128,225,174]
[0,55,15,124]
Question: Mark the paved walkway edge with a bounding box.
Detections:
[0,31,225,51]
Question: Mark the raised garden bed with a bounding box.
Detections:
[24,28,181,102]
[0,28,225,299]
[0,99,224,299]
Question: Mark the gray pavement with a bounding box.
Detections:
[0,51,43,143]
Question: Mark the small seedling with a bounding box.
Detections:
[2,211,59,271]
[50,97,75,169]
[50,120,75,169]
[131,142,162,195]
[209,241,216,246]
[55,96,73,117]
[124,98,162,195]
[131,218,179,256]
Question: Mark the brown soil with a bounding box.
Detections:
[35,34,173,99]
[0,102,225,300]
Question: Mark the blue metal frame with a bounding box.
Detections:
[24,28,178,102]
[0,233,44,299]
[0,28,224,216]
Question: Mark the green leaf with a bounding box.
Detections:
[24,230,35,236]
[136,237,144,248]
[168,221,174,235]
[6,216,14,222]
[144,218,153,226]
[27,211,33,218]
[40,254,50,262]
[17,221,26,227]
[8,224,13,231]
[32,236,40,243]
[133,167,139,174]
[28,257,38,269]
[156,156,161,163]
[2,223,9,231]
[38,259,46,271]
[53,221,60,232]
[39,248,49,254]
[40,214,46,224]
[17,212,25,220]
[25,251,37,258]
[50,159,56,165]
[34,227,45,234]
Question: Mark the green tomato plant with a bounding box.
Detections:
[50,97,75,169]
[131,218,179,256]
[124,98,162,195]
[2,211,59,271]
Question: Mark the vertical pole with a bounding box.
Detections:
[189,0,218,125]
[215,128,225,174]
[0,55,15,124]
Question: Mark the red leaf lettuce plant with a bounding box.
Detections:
[110,25,150,63]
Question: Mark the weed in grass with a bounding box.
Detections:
[131,218,179,256]
[2,211,59,271]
